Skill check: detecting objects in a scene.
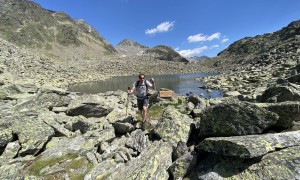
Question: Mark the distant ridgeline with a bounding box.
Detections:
[203,19,300,72]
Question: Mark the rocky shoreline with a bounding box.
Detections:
[1,74,300,179]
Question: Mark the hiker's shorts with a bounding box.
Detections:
[137,97,149,111]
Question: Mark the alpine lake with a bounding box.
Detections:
[68,73,223,98]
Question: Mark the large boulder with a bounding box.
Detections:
[169,152,198,179]
[287,73,300,83]
[198,130,300,158]
[125,129,149,153]
[12,117,55,156]
[189,145,300,179]
[66,94,114,117]
[40,136,96,160]
[153,106,192,147]
[261,84,300,102]
[198,101,278,137]
[106,141,173,180]
[257,101,300,129]
[38,111,74,137]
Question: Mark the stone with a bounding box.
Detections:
[154,106,192,147]
[198,101,278,137]
[198,130,300,158]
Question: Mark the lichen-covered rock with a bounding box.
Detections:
[40,136,96,160]
[0,128,13,147]
[67,102,113,118]
[12,118,55,155]
[0,141,20,159]
[106,107,133,124]
[189,146,300,179]
[198,101,278,137]
[187,93,206,108]
[261,85,300,102]
[199,130,300,158]
[257,101,300,129]
[173,141,189,161]
[114,122,135,134]
[0,163,24,180]
[88,128,116,143]
[125,129,148,153]
[154,106,192,147]
[107,141,172,180]
[169,152,198,179]
[66,94,114,117]
[84,159,121,180]
[38,111,74,137]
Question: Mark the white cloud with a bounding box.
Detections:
[145,21,175,35]
[211,45,219,48]
[187,32,221,43]
[177,46,208,57]
[221,38,229,43]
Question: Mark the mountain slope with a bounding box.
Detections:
[203,20,300,72]
[0,0,116,60]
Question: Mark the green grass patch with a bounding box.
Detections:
[25,153,93,179]
[26,153,78,176]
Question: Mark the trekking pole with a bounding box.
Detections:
[126,86,131,116]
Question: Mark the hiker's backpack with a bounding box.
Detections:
[135,80,149,90]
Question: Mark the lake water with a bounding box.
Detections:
[68,73,223,98]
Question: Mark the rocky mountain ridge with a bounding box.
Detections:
[203,20,300,72]
[115,39,189,62]
[0,0,117,61]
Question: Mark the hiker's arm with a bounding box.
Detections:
[128,81,137,94]
[128,86,136,94]
[150,78,156,90]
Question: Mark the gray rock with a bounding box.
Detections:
[198,101,278,137]
[169,152,198,179]
[38,111,74,137]
[114,122,135,134]
[287,73,300,83]
[107,141,173,180]
[84,159,121,180]
[126,129,148,153]
[188,93,206,108]
[189,146,300,180]
[0,140,20,159]
[257,101,300,129]
[0,163,24,180]
[0,128,13,147]
[173,141,189,161]
[40,136,96,160]
[12,117,55,156]
[67,102,113,118]
[261,84,300,102]
[154,106,192,147]
[199,130,300,158]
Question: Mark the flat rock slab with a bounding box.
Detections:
[199,130,300,158]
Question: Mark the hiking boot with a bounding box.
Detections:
[141,121,145,130]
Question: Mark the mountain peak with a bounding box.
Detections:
[115,39,148,56]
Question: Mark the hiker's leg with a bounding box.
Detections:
[142,105,147,122]
[142,98,149,122]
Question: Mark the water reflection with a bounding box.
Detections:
[69,73,223,98]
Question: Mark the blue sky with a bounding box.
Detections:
[32,0,300,57]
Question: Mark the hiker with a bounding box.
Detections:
[128,73,155,130]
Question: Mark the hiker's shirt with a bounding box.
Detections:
[133,80,152,99]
